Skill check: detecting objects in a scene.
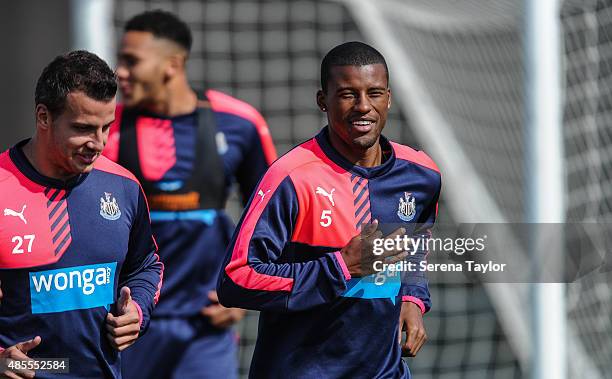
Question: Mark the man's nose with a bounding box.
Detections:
[354,95,372,113]
[116,65,129,81]
[88,129,106,151]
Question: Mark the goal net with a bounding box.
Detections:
[563,0,612,376]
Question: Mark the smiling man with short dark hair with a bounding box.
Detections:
[218,41,441,378]
[0,50,163,379]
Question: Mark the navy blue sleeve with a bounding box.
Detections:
[217,176,350,312]
[118,189,163,333]
[399,177,441,314]
[236,126,271,204]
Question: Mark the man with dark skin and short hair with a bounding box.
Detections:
[218,42,440,378]
[103,10,276,379]
[0,50,163,379]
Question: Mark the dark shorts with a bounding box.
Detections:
[121,317,238,379]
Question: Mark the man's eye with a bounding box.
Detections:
[119,56,137,67]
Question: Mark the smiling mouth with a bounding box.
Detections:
[350,119,375,133]
[77,153,98,165]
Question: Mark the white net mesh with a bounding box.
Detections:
[110,0,612,377]
[563,1,612,377]
[372,0,526,223]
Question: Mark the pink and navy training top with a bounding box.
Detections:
[0,141,163,378]
[104,89,276,317]
[218,127,441,378]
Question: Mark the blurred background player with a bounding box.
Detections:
[103,10,277,379]
[217,42,439,378]
[0,50,163,378]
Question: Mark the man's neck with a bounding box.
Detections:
[328,130,382,168]
[22,136,72,181]
[145,79,198,117]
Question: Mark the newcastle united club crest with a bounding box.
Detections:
[100,192,121,221]
[397,192,416,222]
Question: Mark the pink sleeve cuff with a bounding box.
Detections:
[333,251,351,281]
[133,300,144,329]
[402,296,426,315]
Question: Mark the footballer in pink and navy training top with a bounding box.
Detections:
[0,51,163,379]
[104,10,276,379]
[218,42,440,378]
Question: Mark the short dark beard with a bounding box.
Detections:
[352,134,378,150]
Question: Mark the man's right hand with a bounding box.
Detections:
[0,336,41,379]
[340,220,407,277]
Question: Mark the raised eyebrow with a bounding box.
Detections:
[117,52,137,61]
[72,122,111,130]
[335,87,356,93]
[72,122,95,128]
[335,86,387,93]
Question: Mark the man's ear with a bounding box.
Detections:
[316,90,327,112]
[164,53,185,80]
[387,88,392,109]
[35,104,52,131]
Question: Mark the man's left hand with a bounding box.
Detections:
[201,291,245,329]
[106,287,141,351]
[398,301,427,357]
